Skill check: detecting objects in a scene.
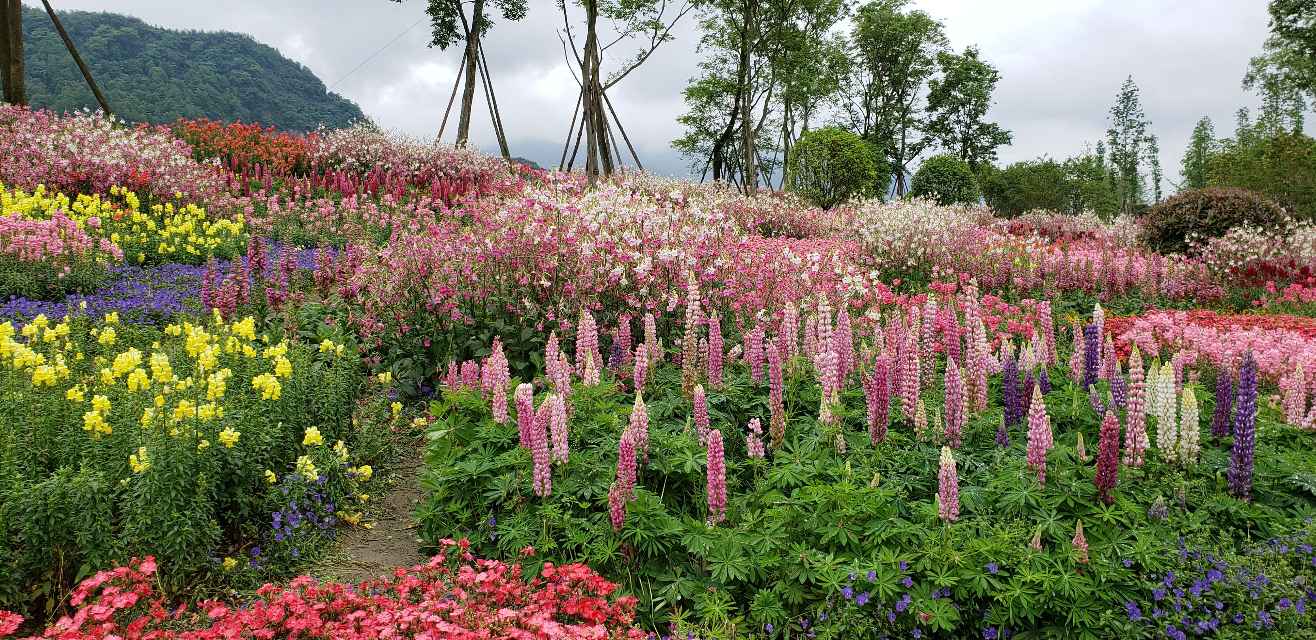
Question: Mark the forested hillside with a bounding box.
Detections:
[21,7,364,131]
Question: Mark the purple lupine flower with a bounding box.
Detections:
[1212,372,1234,439]
[1111,373,1127,409]
[1038,368,1052,394]
[1021,372,1035,420]
[995,416,1010,447]
[1083,324,1101,390]
[1228,352,1258,501]
[1002,354,1021,427]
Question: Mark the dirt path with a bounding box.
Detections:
[316,449,427,584]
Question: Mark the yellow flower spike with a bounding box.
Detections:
[303,427,324,447]
[31,365,56,387]
[98,327,117,346]
[354,465,373,482]
[129,447,150,473]
[82,411,111,438]
[273,355,292,379]
[295,455,318,479]
[265,470,278,484]
[66,386,85,403]
[218,427,240,448]
[333,440,349,462]
[319,339,335,354]
[91,394,111,414]
[126,368,150,392]
[141,407,155,428]
[222,557,237,571]
[377,371,392,385]
[197,439,210,451]
[391,401,402,417]
[103,312,119,325]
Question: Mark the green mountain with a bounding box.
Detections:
[21,7,365,131]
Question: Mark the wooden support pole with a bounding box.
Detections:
[559,89,583,170]
[438,59,466,143]
[476,45,510,159]
[602,90,642,171]
[42,0,110,114]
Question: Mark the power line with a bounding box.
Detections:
[328,15,426,90]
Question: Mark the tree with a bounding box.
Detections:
[844,0,947,196]
[673,0,846,190]
[1244,0,1316,122]
[1062,150,1119,218]
[924,46,1011,171]
[390,0,527,153]
[1180,116,1215,191]
[559,0,692,181]
[1104,76,1159,215]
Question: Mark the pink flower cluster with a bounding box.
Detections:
[4,545,643,640]
[0,213,122,264]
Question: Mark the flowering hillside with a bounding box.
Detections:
[0,110,1313,639]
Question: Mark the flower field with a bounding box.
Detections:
[0,107,1313,638]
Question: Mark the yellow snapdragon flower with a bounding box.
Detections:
[295,455,318,479]
[264,470,278,484]
[218,427,240,448]
[303,427,324,447]
[129,447,150,473]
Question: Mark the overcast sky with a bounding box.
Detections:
[31,0,1272,184]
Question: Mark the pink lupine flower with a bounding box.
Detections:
[616,427,637,499]
[681,272,702,393]
[863,356,892,445]
[1068,324,1084,384]
[460,360,481,391]
[767,341,786,447]
[644,313,661,364]
[629,393,649,463]
[937,446,960,523]
[632,344,649,395]
[900,330,921,418]
[707,313,724,388]
[1123,346,1150,467]
[803,314,819,361]
[1026,383,1053,487]
[515,383,534,448]
[834,310,855,380]
[745,323,765,382]
[444,360,459,389]
[548,393,569,464]
[914,397,930,441]
[693,384,711,445]
[1072,520,1089,564]
[1039,301,1057,364]
[1100,334,1117,381]
[1095,409,1121,505]
[576,309,601,381]
[485,339,510,423]
[1281,363,1307,425]
[920,298,937,386]
[530,400,552,498]
[746,418,765,459]
[706,428,727,525]
[781,303,800,360]
[608,481,626,531]
[944,357,966,448]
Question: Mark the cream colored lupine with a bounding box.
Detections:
[1155,365,1178,462]
[1177,387,1201,465]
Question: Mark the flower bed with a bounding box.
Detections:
[0,311,374,619]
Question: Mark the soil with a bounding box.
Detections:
[316,449,427,584]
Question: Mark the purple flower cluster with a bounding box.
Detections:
[1228,353,1258,501]
[1212,372,1234,439]
[1,262,205,323]
[1083,323,1100,390]
[269,469,339,559]
[1002,355,1022,427]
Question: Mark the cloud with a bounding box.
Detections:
[26,0,1276,183]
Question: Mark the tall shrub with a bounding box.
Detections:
[785,127,880,208]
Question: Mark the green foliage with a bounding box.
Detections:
[1206,120,1316,222]
[1105,77,1161,213]
[22,7,364,131]
[416,350,1316,635]
[979,159,1068,217]
[785,126,880,208]
[910,153,979,205]
[1141,187,1291,254]
[0,255,106,301]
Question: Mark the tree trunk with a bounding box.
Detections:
[456,0,485,146]
[580,0,613,181]
[4,0,23,105]
[0,2,11,102]
[737,0,756,194]
[710,98,739,182]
